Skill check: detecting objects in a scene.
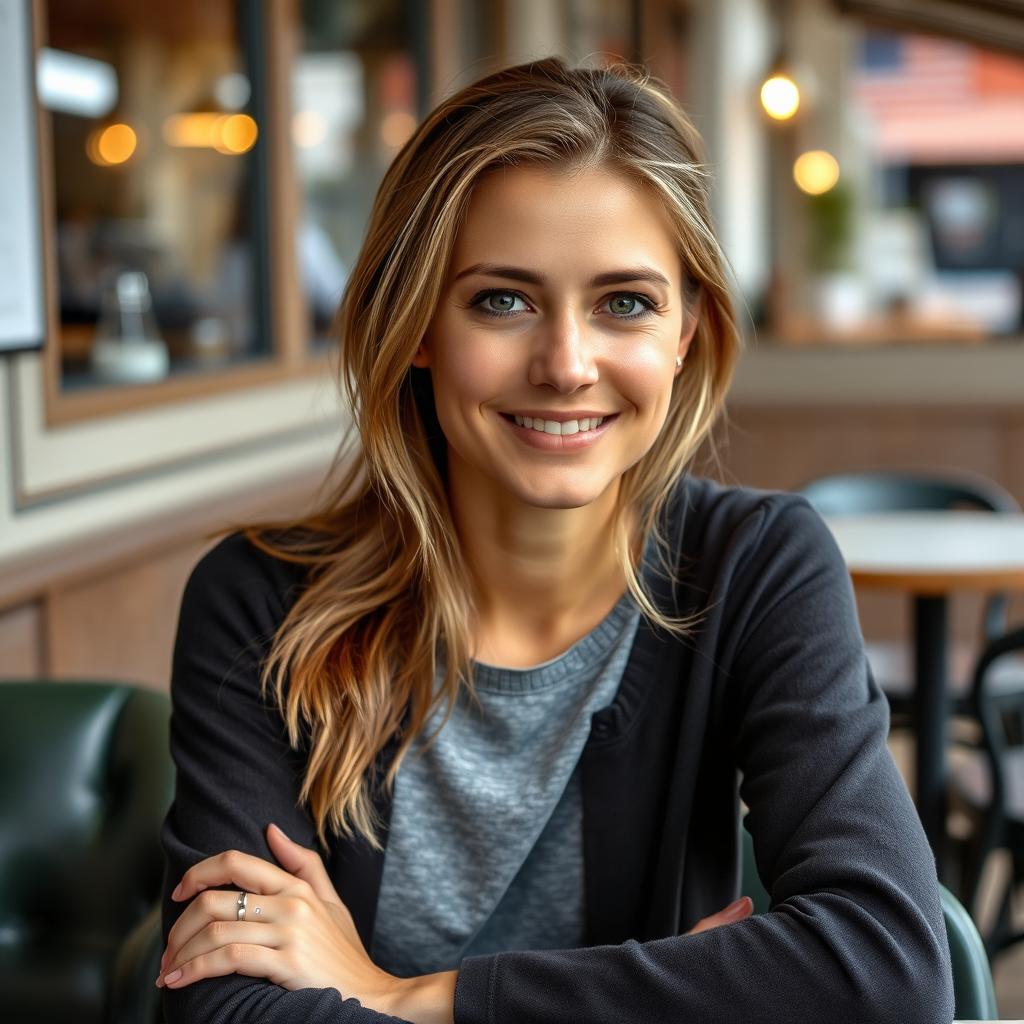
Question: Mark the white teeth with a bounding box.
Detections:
[512,415,608,434]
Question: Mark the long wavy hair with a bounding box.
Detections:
[213,56,741,853]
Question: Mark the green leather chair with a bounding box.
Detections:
[740,821,999,1020]
[0,680,173,1024]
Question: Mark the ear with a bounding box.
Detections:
[411,339,431,369]
[676,291,701,368]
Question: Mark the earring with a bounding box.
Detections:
[675,356,683,368]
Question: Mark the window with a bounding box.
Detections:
[761,10,1024,346]
[39,0,276,392]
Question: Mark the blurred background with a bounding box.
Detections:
[2,0,1024,1016]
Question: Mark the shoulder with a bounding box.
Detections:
[674,474,830,552]
[666,475,847,602]
[180,529,309,627]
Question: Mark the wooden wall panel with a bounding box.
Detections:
[2,464,326,689]
[46,538,214,692]
[0,602,44,678]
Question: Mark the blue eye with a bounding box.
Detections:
[606,295,650,318]
[474,291,529,318]
[469,289,657,321]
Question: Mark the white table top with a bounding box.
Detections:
[822,511,1024,593]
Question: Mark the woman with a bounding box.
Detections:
[157,57,954,1024]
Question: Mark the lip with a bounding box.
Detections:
[500,412,618,451]
[500,409,615,422]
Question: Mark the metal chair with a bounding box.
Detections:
[949,623,1024,965]
[740,819,999,1020]
[797,469,1021,727]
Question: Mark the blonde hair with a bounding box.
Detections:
[215,56,741,852]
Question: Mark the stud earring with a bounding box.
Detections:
[675,356,683,368]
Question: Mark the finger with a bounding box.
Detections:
[160,940,281,991]
[685,896,754,936]
[172,849,304,904]
[163,889,280,974]
[265,823,341,907]
[159,921,284,987]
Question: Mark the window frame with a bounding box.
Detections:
[33,0,322,428]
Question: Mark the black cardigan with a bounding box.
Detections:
[160,474,955,1024]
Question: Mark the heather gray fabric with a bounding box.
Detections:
[369,591,642,977]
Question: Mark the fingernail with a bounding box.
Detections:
[164,969,182,984]
[171,882,182,900]
[154,975,163,988]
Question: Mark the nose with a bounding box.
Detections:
[528,309,599,393]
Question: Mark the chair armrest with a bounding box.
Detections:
[109,903,164,1024]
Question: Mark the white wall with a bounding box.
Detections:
[0,352,345,565]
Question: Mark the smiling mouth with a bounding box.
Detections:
[500,413,619,436]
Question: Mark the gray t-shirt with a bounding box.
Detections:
[369,590,643,977]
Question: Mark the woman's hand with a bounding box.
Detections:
[685,896,754,934]
[157,823,401,1013]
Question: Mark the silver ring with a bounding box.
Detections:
[236,891,248,921]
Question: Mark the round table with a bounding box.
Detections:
[823,511,1024,880]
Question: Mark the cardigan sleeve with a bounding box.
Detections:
[159,534,410,1024]
[452,495,955,1024]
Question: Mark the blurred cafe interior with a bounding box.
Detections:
[2,0,1024,1019]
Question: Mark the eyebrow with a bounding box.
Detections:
[452,262,672,290]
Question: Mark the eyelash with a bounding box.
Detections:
[467,289,661,322]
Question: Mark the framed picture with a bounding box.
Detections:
[0,0,45,355]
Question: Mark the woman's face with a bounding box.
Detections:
[414,163,698,512]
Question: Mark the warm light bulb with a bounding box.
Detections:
[793,150,840,194]
[163,113,220,147]
[216,114,258,154]
[760,74,800,120]
[87,123,137,165]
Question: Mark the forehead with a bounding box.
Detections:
[449,163,682,283]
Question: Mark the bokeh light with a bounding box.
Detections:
[793,149,840,194]
[163,112,258,153]
[86,123,137,166]
[292,110,327,148]
[760,74,801,120]
[216,113,258,154]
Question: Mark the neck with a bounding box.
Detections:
[446,461,635,662]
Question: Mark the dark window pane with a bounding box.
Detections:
[42,0,270,390]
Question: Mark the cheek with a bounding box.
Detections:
[614,343,676,411]
[432,337,512,412]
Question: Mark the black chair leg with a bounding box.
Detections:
[985,870,1016,961]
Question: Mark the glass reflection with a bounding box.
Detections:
[42,0,268,390]
[293,0,424,348]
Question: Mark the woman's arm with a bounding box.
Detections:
[159,534,411,1024]
[450,497,955,1024]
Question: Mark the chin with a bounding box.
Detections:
[508,476,613,511]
